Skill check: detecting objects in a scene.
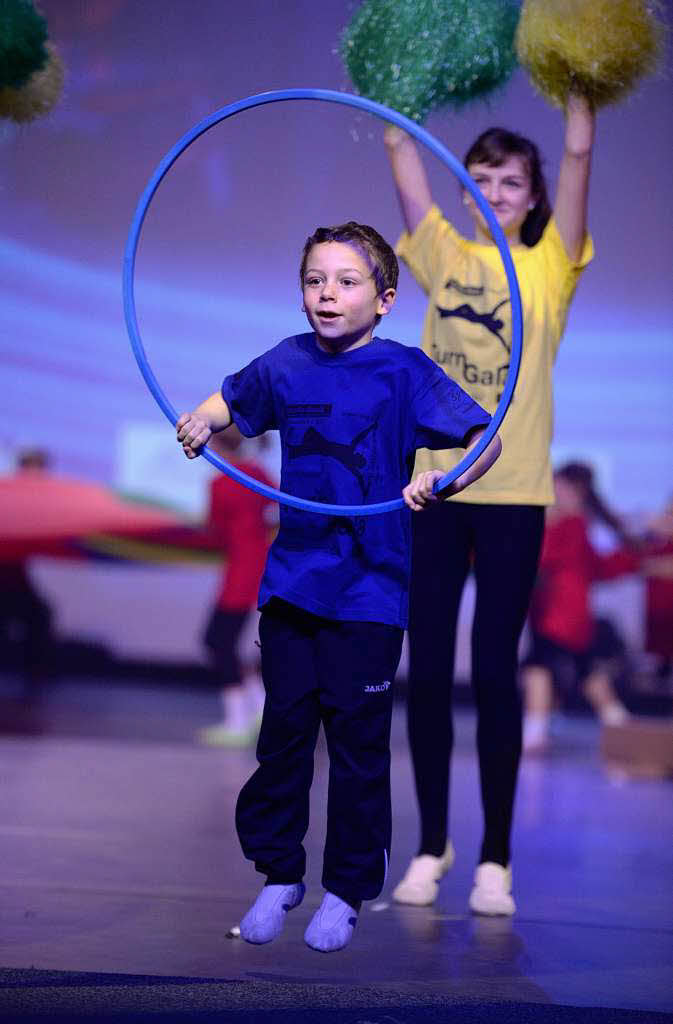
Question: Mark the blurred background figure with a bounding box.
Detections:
[521,461,640,754]
[0,449,54,686]
[197,427,277,747]
[641,496,673,691]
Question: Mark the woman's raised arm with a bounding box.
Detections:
[554,93,595,261]
[383,124,433,236]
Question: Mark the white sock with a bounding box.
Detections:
[240,883,305,944]
[220,687,251,731]
[523,712,550,750]
[243,673,265,717]
[600,702,630,727]
[304,893,359,952]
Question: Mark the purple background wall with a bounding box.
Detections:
[2,1,671,660]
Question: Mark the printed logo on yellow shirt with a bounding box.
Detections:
[430,279,512,407]
[436,295,511,354]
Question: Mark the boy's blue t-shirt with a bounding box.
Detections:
[221,333,490,628]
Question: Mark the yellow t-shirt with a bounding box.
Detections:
[397,204,594,505]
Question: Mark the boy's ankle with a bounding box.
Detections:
[331,894,361,913]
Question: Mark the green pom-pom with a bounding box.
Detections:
[0,0,48,90]
[436,0,520,109]
[341,0,519,123]
[342,0,454,123]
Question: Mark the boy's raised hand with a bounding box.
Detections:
[176,412,212,459]
[176,393,232,460]
[403,470,445,511]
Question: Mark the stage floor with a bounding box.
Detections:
[0,675,671,1017]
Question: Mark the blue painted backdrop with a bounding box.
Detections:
[1,2,672,661]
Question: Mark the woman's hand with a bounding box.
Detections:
[403,470,445,511]
[565,92,595,154]
[383,123,408,150]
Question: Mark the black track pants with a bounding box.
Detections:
[236,599,403,903]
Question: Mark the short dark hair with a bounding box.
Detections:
[464,128,551,247]
[300,221,399,294]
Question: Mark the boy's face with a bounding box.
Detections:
[302,241,395,353]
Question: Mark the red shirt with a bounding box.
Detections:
[529,514,638,653]
[208,460,276,611]
[644,539,673,658]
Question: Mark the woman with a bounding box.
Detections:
[384,94,595,914]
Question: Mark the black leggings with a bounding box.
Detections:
[407,502,544,867]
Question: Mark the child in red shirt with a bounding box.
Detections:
[641,497,673,684]
[198,427,277,746]
[522,462,639,753]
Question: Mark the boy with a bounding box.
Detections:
[177,222,501,952]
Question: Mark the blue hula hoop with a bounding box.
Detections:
[123,88,523,517]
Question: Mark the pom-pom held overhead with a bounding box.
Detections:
[516,0,666,109]
[0,41,63,122]
[341,0,519,123]
[0,0,48,89]
[342,0,452,124]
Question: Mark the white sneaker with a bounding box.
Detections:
[196,722,255,748]
[392,840,455,906]
[468,862,515,916]
[197,687,258,747]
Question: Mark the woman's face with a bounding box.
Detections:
[464,154,535,244]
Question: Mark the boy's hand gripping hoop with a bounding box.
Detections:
[123,88,523,517]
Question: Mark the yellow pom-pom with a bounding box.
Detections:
[516,0,666,109]
[0,43,64,123]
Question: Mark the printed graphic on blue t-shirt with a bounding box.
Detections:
[221,333,489,628]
